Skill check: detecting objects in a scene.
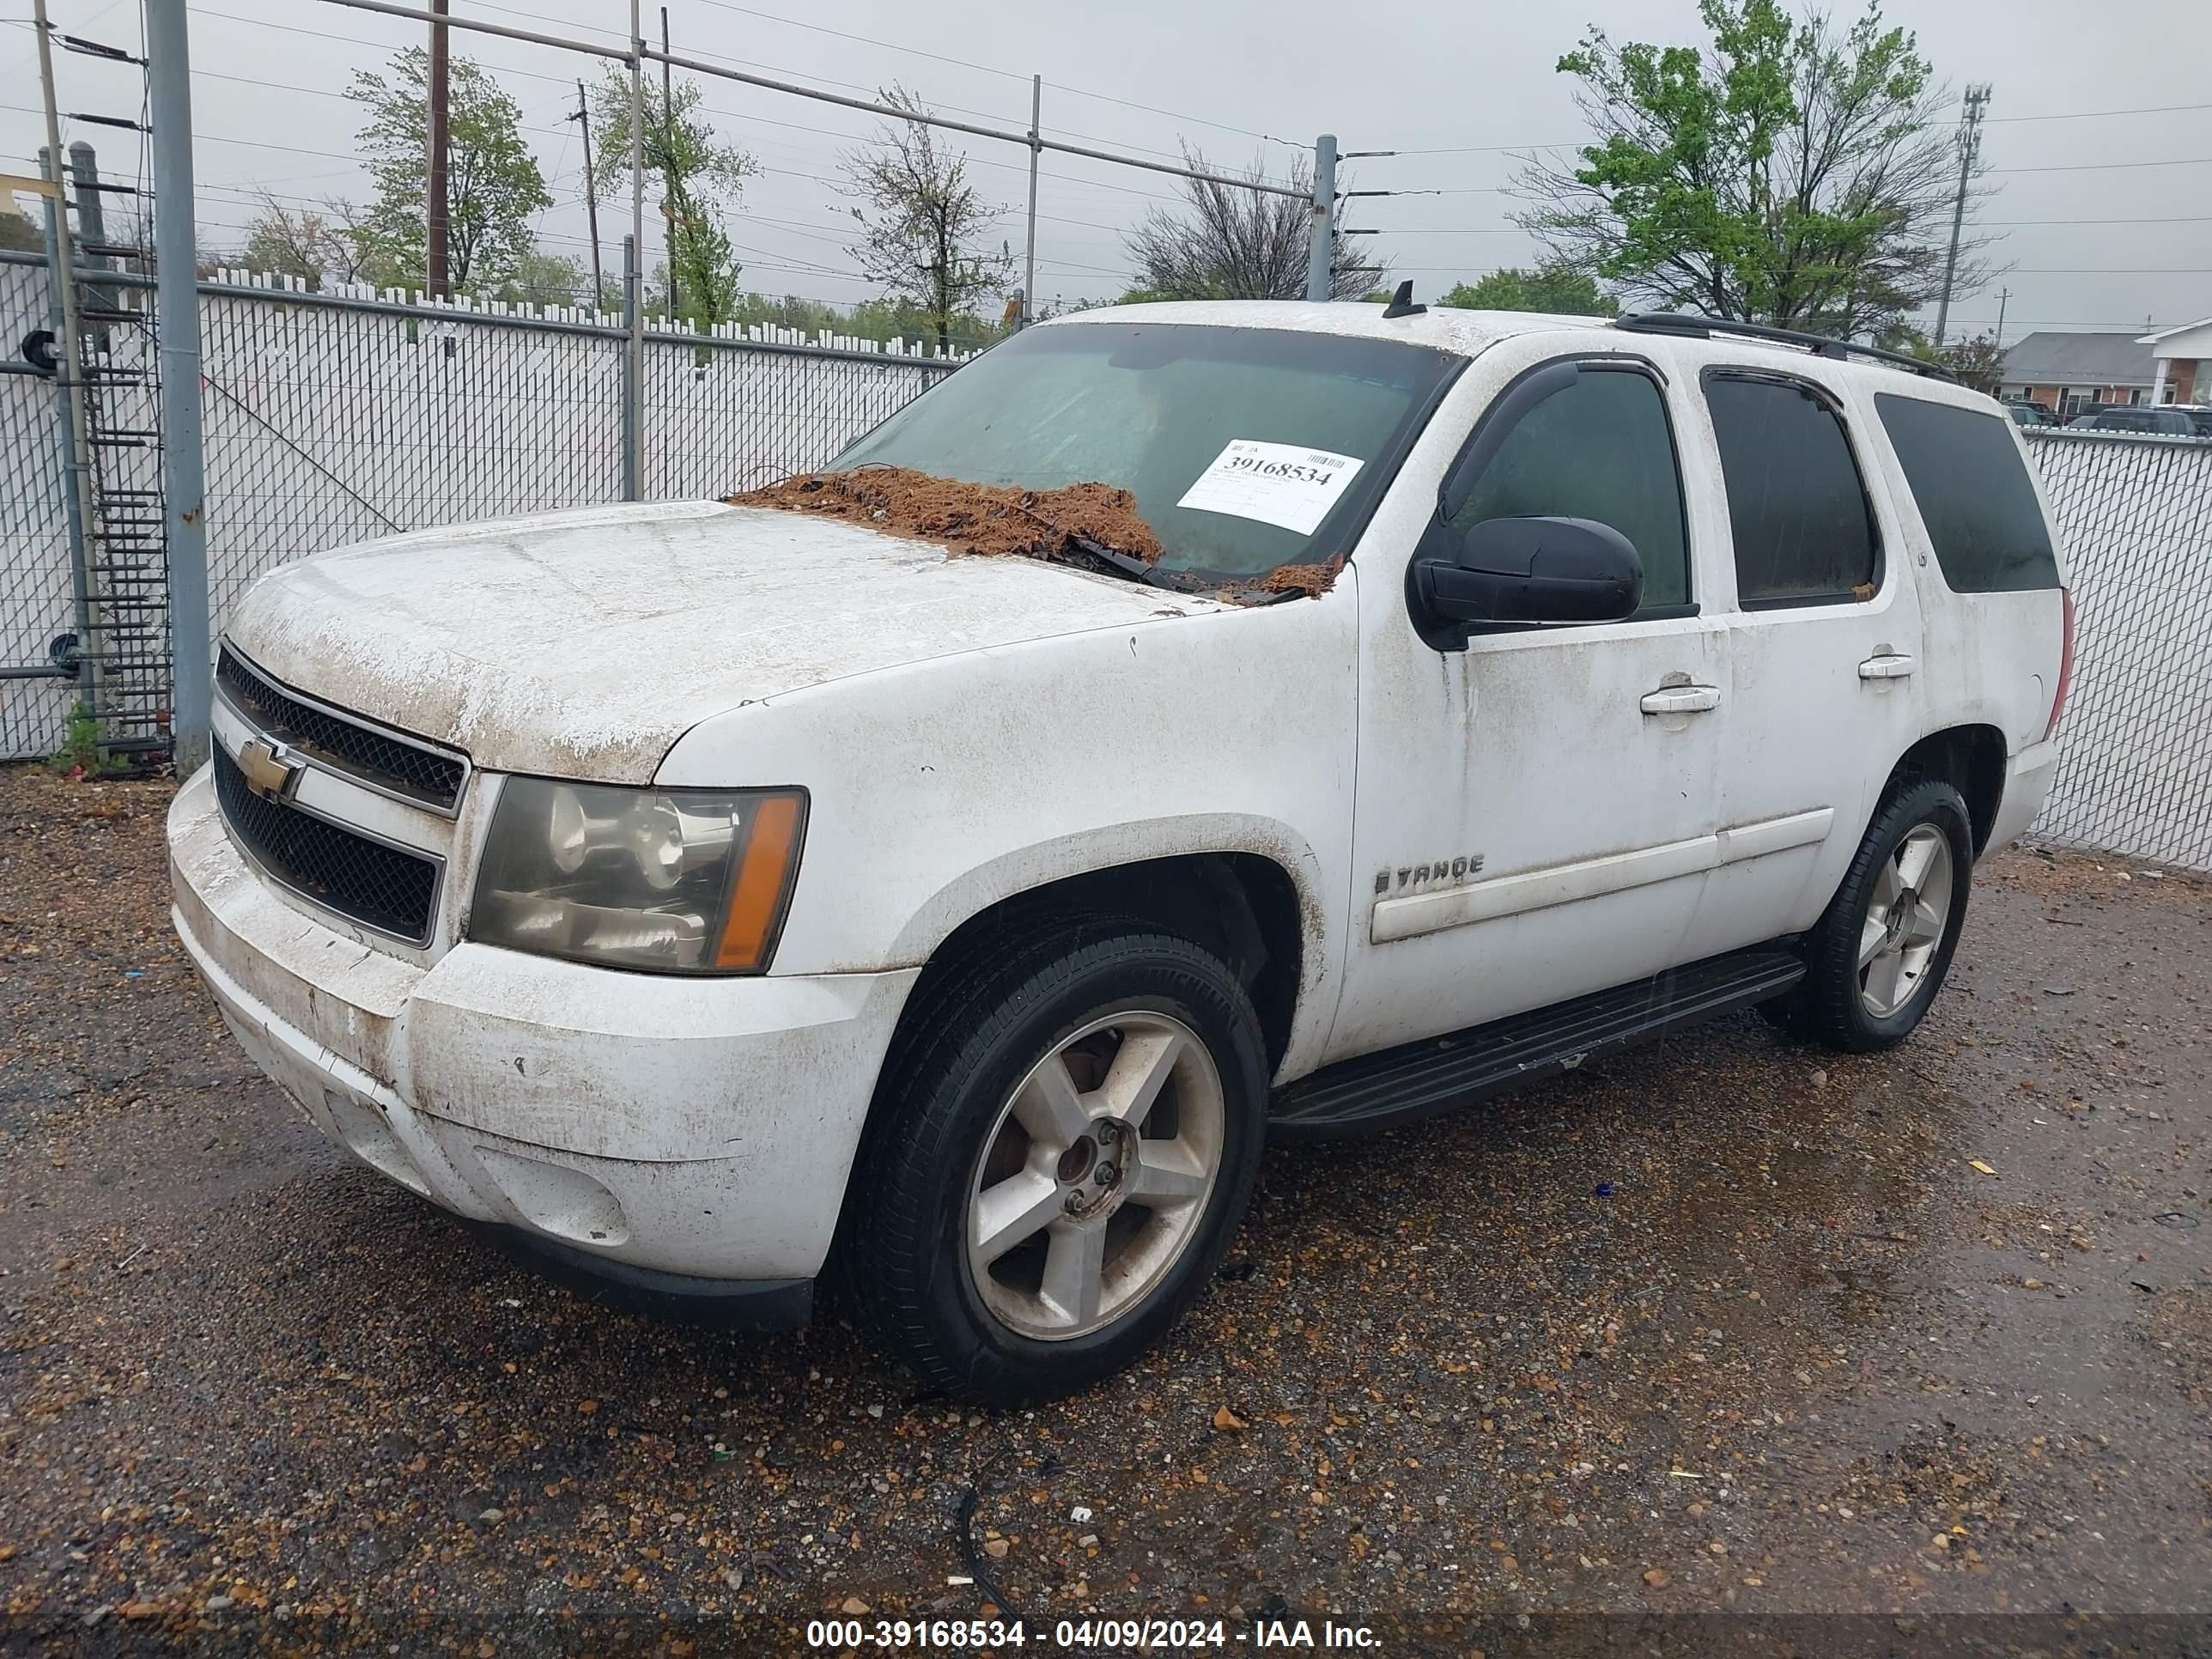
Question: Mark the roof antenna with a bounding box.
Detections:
[1381,279,1425,319]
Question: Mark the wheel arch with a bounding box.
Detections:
[886,845,1315,1084]
[880,815,1333,1076]
[1885,724,2008,856]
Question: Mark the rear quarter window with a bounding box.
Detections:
[1874,393,2060,592]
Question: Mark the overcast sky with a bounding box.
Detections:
[5,0,2208,338]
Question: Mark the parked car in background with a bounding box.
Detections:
[167,302,2075,1402]
[2166,404,2212,437]
[2068,406,2199,436]
[2004,400,2055,428]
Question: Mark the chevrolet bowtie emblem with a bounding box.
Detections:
[235,735,304,801]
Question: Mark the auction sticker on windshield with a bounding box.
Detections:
[1176,440,1364,535]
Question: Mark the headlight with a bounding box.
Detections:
[469,778,806,974]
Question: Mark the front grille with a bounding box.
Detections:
[217,648,466,811]
[214,748,441,945]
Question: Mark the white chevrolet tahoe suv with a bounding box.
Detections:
[167,301,2072,1403]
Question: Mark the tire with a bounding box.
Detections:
[842,919,1267,1405]
[1791,778,1975,1053]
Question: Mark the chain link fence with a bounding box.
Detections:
[2024,428,2212,872]
[1,252,953,761]
[5,254,2210,871]
[1,339,79,760]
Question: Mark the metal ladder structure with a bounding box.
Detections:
[30,15,174,768]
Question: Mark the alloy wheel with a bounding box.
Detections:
[963,1011,1224,1341]
[1857,824,1954,1018]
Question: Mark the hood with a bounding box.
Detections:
[226,501,1224,783]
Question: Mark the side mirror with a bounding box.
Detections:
[1408,516,1643,647]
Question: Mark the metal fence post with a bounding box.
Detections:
[627,0,646,501]
[1304,134,1336,303]
[146,0,211,773]
[66,141,116,332]
[621,234,641,501]
[35,149,94,712]
[1021,75,1040,327]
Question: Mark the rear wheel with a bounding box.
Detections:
[842,921,1267,1404]
[1786,779,1974,1052]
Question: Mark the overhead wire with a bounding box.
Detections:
[26,6,2206,325]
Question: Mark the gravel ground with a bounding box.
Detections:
[1,767,2207,1656]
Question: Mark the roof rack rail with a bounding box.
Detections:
[1613,312,1957,382]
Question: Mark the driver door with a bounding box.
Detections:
[1324,344,1733,1062]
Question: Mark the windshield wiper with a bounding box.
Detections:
[1067,536,1312,605]
[1068,534,1184,590]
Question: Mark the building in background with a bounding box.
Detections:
[2139,316,2212,405]
[2000,331,2157,413]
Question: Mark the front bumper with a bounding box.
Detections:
[167,765,919,1286]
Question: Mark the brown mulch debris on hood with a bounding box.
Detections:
[725,467,1164,567]
[726,467,1347,599]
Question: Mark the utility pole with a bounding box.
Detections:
[1304,133,1335,303]
[146,0,210,772]
[1020,74,1040,328]
[1993,286,2008,350]
[573,79,601,308]
[661,6,675,319]
[427,0,450,297]
[1933,83,1989,348]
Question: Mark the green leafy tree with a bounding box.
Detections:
[497,248,592,308]
[348,47,550,294]
[1439,264,1619,316]
[0,209,41,253]
[1516,0,1990,338]
[842,85,1012,356]
[591,69,757,327]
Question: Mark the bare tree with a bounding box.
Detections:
[842,85,1012,356]
[319,198,381,285]
[239,191,333,286]
[1514,1,1998,339]
[1123,147,1382,302]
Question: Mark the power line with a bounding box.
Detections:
[685,0,1299,150]
[1356,100,2212,161]
[1986,99,2212,124]
[1991,155,2212,173]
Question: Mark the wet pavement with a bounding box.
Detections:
[1,769,2206,1656]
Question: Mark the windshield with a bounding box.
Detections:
[830,321,1458,579]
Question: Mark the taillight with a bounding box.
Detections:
[2044,587,2075,741]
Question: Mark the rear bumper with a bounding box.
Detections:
[1988,738,2061,854]
[167,765,920,1284]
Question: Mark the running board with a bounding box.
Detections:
[1268,947,1805,1141]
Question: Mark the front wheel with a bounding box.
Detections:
[1788,778,1975,1052]
[842,922,1267,1405]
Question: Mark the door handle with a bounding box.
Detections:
[1858,653,1917,680]
[1639,684,1722,715]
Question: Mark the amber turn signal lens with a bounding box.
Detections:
[714,792,805,970]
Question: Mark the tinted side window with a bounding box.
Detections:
[1874,393,2059,592]
[1449,368,1690,608]
[1705,375,1878,606]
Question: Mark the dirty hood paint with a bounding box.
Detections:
[225,501,1217,783]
